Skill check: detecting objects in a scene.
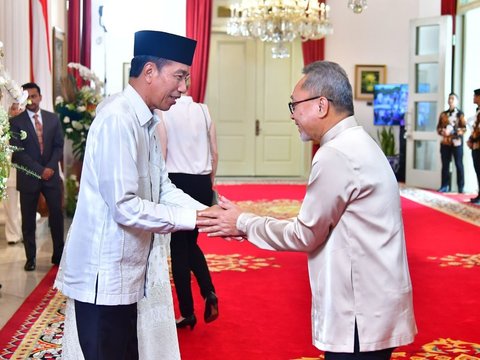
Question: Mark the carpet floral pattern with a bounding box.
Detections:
[427,253,480,268]
[0,289,64,359]
[399,186,480,226]
[205,254,280,272]
[2,190,480,359]
[235,199,302,219]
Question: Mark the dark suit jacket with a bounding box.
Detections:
[9,109,64,193]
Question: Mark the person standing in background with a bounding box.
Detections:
[156,91,219,330]
[9,83,64,271]
[3,102,23,245]
[198,61,417,359]
[467,88,480,204]
[436,93,466,193]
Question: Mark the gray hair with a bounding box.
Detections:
[302,61,354,116]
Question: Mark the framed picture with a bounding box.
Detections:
[52,27,66,102]
[354,65,387,101]
[123,62,131,89]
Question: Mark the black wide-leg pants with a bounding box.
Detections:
[169,173,216,317]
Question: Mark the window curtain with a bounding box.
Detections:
[441,0,457,32]
[186,0,212,103]
[302,39,325,156]
[68,0,91,85]
[80,0,91,68]
[301,39,325,66]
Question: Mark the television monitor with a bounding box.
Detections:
[373,84,408,126]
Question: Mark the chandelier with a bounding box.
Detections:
[226,0,333,59]
[348,0,368,14]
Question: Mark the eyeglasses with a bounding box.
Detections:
[288,95,333,114]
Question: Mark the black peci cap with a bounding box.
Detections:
[134,30,197,66]
[474,88,480,96]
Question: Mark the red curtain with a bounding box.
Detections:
[68,0,91,85]
[302,39,325,156]
[68,0,81,63]
[301,39,325,66]
[186,0,212,103]
[80,0,91,68]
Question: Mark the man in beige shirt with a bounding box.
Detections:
[198,61,417,359]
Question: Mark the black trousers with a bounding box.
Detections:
[19,185,64,262]
[74,300,139,360]
[325,323,395,360]
[440,143,464,191]
[169,173,215,317]
[472,149,480,195]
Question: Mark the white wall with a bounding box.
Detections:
[90,0,187,95]
[325,0,440,145]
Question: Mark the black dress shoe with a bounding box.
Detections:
[51,256,61,265]
[24,259,36,271]
[204,292,219,323]
[438,186,449,193]
[470,195,480,203]
[176,314,197,330]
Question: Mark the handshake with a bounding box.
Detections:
[196,195,247,240]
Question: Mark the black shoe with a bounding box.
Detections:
[438,186,449,193]
[204,292,219,323]
[472,198,480,205]
[470,195,480,203]
[51,256,61,266]
[24,259,36,271]
[176,314,197,330]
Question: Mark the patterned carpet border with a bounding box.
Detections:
[399,185,480,227]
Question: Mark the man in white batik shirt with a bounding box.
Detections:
[55,31,210,360]
[198,61,417,360]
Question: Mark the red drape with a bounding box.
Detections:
[68,0,81,63]
[301,39,325,156]
[186,0,212,103]
[80,0,91,68]
[68,0,91,85]
[441,0,457,33]
[301,39,325,66]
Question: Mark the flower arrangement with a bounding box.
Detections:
[55,62,103,160]
[0,41,29,199]
[65,173,80,217]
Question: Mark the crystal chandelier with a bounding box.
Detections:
[226,0,333,59]
[348,0,368,14]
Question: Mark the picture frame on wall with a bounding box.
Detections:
[354,65,387,101]
[52,26,66,103]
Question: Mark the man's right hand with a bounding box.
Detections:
[41,168,54,180]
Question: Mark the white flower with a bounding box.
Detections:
[77,105,86,112]
[71,121,84,130]
[66,128,73,133]
[20,130,27,140]
[63,116,71,124]
[55,96,64,105]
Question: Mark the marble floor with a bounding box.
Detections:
[0,217,71,329]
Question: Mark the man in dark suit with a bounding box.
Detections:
[10,82,64,271]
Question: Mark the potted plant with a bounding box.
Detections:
[377,126,400,173]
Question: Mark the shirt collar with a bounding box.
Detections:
[123,84,154,127]
[319,116,358,146]
[26,109,40,119]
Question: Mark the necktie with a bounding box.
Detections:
[33,113,44,153]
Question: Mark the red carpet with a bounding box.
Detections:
[1,184,479,359]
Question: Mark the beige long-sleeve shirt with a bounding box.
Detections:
[238,117,417,353]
